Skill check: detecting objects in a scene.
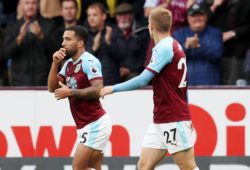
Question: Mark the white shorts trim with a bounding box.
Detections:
[142,121,196,154]
[77,114,112,151]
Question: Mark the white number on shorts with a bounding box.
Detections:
[177,57,187,88]
[80,132,88,143]
[163,128,177,144]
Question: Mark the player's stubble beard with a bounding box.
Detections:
[65,48,77,59]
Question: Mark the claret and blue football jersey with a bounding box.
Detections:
[58,52,105,129]
[146,37,191,123]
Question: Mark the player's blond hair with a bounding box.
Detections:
[149,8,172,33]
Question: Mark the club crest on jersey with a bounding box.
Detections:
[90,66,99,75]
[74,64,81,73]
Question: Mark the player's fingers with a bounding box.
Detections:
[54,92,62,100]
[58,50,66,57]
[99,90,103,97]
[101,93,105,99]
[59,48,66,55]
[58,81,65,87]
[55,53,65,60]
[54,92,59,99]
[99,89,105,98]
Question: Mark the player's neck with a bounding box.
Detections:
[154,32,170,44]
[72,48,85,62]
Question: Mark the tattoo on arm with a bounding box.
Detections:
[70,80,103,100]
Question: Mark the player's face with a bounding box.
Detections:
[61,1,78,22]
[87,7,106,30]
[188,13,207,32]
[20,0,38,19]
[62,30,78,57]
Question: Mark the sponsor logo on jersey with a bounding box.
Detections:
[88,59,94,63]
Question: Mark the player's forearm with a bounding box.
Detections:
[113,69,154,92]
[70,86,101,99]
[48,63,59,92]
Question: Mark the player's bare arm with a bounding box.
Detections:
[48,48,66,92]
[99,86,113,98]
[55,79,104,100]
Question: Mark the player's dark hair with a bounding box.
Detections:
[65,25,88,45]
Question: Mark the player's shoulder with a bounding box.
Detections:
[156,37,173,51]
[153,37,174,55]
[81,52,101,65]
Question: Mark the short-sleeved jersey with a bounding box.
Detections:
[58,52,105,129]
[146,37,190,123]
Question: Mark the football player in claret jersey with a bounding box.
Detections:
[100,8,199,170]
[48,25,112,170]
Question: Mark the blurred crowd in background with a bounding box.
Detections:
[0,0,250,87]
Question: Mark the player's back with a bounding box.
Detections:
[147,37,190,124]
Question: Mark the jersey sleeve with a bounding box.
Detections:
[82,56,103,81]
[146,44,174,74]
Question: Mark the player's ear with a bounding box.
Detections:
[78,40,84,48]
[151,22,156,32]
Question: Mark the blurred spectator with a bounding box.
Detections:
[18,0,80,21]
[118,0,146,24]
[85,2,126,85]
[3,0,56,86]
[39,0,61,18]
[114,2,150,80]
[144,0,196,31]
[0,0,19,27]
[52,0,80,50]
[173,3,223,85]
[143,0,196,69]
[205,0,250,85]
[0,0,3,26]
[78,0,108,23]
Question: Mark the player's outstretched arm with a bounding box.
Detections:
[99,86,113,98]
[100,69,155,98]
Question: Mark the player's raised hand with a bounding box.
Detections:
[54,81,70,100]
[52,48,66,65]
[99,86,113,99]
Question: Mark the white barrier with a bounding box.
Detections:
[0,88,249,157]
